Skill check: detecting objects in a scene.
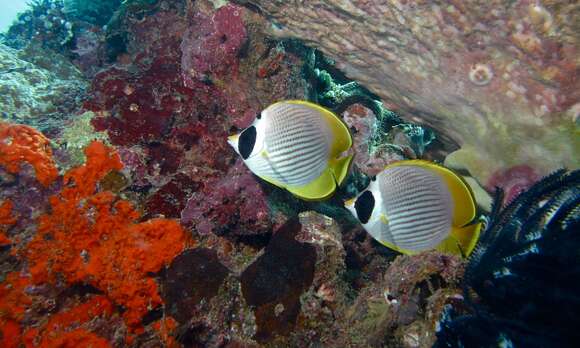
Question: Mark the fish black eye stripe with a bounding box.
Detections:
[355,190,375,224]
[239,126,257,160]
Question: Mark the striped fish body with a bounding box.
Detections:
[245,102,332,188]
[346,160,482,257]
[228,100,353,200]
[373,166,453,252]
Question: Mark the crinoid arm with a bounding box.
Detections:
[435,169,580,347]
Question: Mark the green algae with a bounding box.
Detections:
[58,111,110,169]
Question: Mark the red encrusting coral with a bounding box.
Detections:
[24,141,188,328]
[0,200,16,226]
[151,317,179,348]
[87,57,196,147]
[0,272,32,348]
[0,122,58,187]
[0,200,16,245]
[23,295,113,348]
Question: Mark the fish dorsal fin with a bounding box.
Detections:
[283,100,353,158]
[286,167,337,201]
[386,160,477,227]
[329,154,354,186]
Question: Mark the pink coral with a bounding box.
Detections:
[181,160,271,236]
[486,165,540,205]
[181,4,248,87]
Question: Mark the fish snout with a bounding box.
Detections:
[344,197,356,207]
[227,134,240,151]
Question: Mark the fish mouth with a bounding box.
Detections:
[227,134,239,148]
[344,197,356,207]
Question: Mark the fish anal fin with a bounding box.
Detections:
[436,222,482,257]
[387,160,477,227]
[379,240,416,255]
[329,154,354,186]
[287,168,337,201]
[257,174,284,189]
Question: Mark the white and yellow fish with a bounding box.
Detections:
[228,100,353,200]
[345,160,482,257]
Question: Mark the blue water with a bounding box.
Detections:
[0,0,29,32]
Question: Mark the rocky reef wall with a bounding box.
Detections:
[235,0,579,189]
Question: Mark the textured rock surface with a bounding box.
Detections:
[0,44,87,129]
[235,0,579,186]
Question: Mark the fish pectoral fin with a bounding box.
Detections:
[329,154,354,186]
[379,214,389,225]
[286,169,337,201]
[436,221,483,257]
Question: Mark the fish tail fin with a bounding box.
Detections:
[330,154,354,186]
[436,221,483,257]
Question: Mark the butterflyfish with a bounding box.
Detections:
[228,100,353,200]
[345,160,482,257]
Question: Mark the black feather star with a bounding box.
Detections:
[435,169,580,348]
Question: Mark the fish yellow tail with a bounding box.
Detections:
[436,222,482,257]
[330,154,354,186]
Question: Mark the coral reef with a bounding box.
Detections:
[485,164,540,205]
[84,0,311,241]
[1,0,575,346]
[181,161,273,236]
[162,248,230,323]
[241,218,317,342]
[0,272,32,348]
[23,295,113,347]
[63,0,121,26]
[56,111,111,169]
[181,4,247,87]
[0,134,190,345]
[0,201,16,245]
[235,0,580,184]
[1,0,74,51]
[341,251,465,347]
[25,141,188,328]
[0,44,87,133]
[436,169,580,346]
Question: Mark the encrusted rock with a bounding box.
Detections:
[236,0,580,186]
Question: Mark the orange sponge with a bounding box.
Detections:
[0,122,58,187]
